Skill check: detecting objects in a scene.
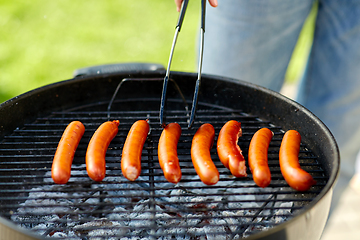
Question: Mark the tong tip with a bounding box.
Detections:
[187,79,201,129]
[160,76,169,128]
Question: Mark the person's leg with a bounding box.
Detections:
[349,150,360,193]
[202,0,314,92]
[296,0,360,211]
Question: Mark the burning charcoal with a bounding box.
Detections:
[204,223,228,240]
[73,218,127,239]
[221,211,242,233]
[129,211,154,226]
[10,145,298,240]
[84,191,101,204]
[187,226,207,240]
[154,212,186,239]
[19,187,73,214]
[272,202,293,223]
[242,223,271,238]
[51,232,68,238]
[107,206,129,222]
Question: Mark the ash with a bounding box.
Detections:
[10,166,294,239]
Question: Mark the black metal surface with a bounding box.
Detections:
[0,70,339,240]
[73,63,166,78]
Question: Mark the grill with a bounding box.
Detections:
[0,67,339,240]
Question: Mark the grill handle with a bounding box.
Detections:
[73,63,165,78]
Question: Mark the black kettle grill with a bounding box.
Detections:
[0,63,339,240]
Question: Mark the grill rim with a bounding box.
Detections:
[0,68,340,240]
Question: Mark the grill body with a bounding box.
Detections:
[0,68,339,240]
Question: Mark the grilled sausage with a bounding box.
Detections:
[158,122,182,184]
[279,130,316,191]
[121,120,150,181]
[191,123,219,185]
[51,121,85,184]
[217,120,247,178]
[86,120,119,182]
[248,128,273,188]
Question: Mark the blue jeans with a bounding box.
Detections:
[202,0,360,212]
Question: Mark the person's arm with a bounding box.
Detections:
[174,0,218,12]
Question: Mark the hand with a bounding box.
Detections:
[174,0,218,12]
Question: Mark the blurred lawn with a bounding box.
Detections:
[0,1,316,103]
[285,1,317,83]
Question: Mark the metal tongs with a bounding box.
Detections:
[160,0,206,129]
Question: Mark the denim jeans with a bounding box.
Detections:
[202,0,360,212]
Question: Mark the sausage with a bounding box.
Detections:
[216,120,247,178]
[86,120,119,182]
[121,120,150,181]
[191,123,219,185]
[158,123,182,184]
[51,121,85,184]
[279,130,316,191]
[248,128,273,188]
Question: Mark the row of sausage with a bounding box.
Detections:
[51,120,316,191]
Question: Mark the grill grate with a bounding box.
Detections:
[0,98,327,239]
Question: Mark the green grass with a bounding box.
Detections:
[285,1,318,83]
[0,1,316,103]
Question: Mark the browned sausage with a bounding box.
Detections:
[248,128,273,188]
[52,121,85,184]
[279,130,316,191]
[86,120,119,182]
[191,123,219,185]
[217,120,247,177]
[121,120,150,181]
[158,123,182,184]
